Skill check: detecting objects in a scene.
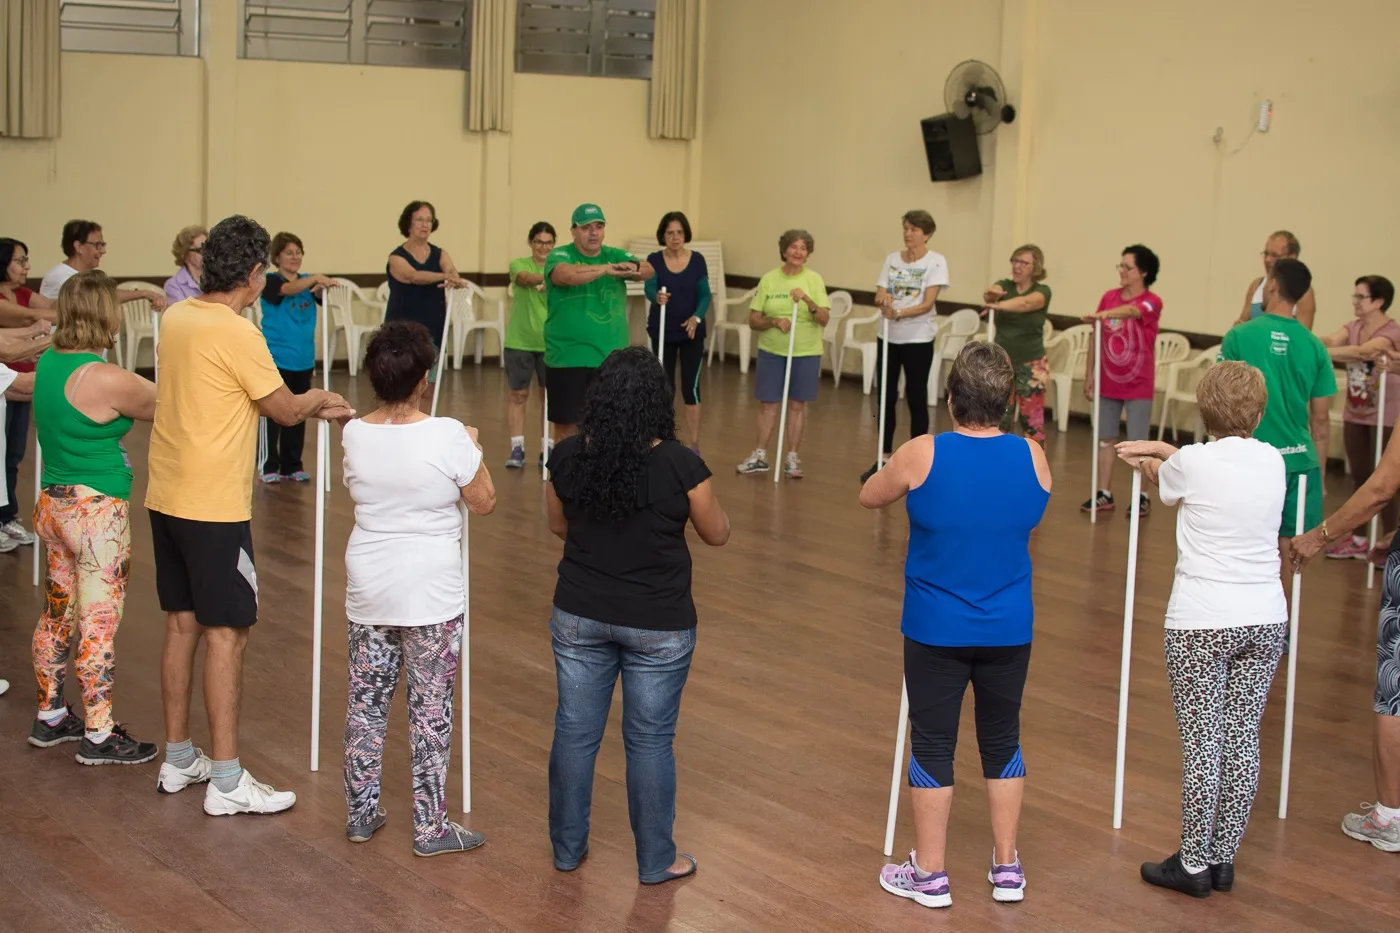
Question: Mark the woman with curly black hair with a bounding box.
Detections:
[543,345,730,885]
[385,201,469,413]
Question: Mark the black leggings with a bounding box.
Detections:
[874,340,935,455]
[0,400,29,523]
[904,638,1031,788]
[650,335,704,406]
[263,367,312,476]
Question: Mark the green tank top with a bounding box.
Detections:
[34,350,136,500]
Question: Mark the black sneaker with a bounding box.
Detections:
[28,707,84,747]
[1140,852,1211,898]
[74,724,158,766]
[1127,493,1151,519]
[1081,490,1115,513]
[1208,862,1233,892]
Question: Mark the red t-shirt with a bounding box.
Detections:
[7,288,35,374]
[1095,287,1162,400]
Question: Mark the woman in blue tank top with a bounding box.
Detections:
[860,341,1051,911]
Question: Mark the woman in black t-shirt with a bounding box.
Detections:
[544,346,730,885]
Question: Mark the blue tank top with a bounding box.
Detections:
[901,432,1049,648]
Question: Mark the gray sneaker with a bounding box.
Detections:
[736,449,769,474]
[28,707,84,747]
[413,821,486,857]
[347,807,387,843]
[1342,804,1400,852]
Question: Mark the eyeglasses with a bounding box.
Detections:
[12,256,29,266]
[85,240,107,249]
[283,251,304,259]
[188,246,203,253]
[531,239,554,247]
[1010,258,1032,267]
[1116,263,1137,273]
[1261,251,1289,260]
[1354,293,1373,302]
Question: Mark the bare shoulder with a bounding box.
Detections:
[1023,436,1052,491]
[902,434,937,490]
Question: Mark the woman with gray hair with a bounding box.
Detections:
[164,225,207,306]
[736,229,830,479]
[860,341,1051,909]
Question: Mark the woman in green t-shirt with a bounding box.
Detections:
[504,222,556,468]
[982,245,1053,444]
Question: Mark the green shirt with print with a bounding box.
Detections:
[505,256,548,353]
[1220,314,1336,473]
[750,267,829,358]
[543,243,635,368]
[992,279,1052,366]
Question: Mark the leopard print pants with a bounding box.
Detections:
[1164,622,1287,868]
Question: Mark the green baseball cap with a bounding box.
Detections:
[571,203,606,226]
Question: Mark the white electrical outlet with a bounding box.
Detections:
[1257,99,1272,133]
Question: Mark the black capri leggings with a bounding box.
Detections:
[651,335,705,406]
[904,638,1031,788]
[874,339,935,455]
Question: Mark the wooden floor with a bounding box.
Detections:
[1,358,1398,933]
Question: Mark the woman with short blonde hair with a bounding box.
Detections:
[28,270,161,766]
[983,245,1052,444]
[164,225,207,306]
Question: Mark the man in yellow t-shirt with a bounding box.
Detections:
[149,215,353,816]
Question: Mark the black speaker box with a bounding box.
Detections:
[920,114,981,181]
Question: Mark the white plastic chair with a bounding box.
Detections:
[445,282,506,369]
[330,278,387,376]
[928,308,981,401]
[837,306,880,393]
[1045,323,1093,432]
[117,281,162,372]
[707,287,757,374]
[375,281,390,307]
[820,291,854,381]
[1154,332,1191,393]
[1157,344,1220,442]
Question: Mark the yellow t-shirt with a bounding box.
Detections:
[146,298,285,522]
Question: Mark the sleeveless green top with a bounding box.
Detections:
[34,351,136,500]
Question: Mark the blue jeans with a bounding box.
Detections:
[548,606,695,882]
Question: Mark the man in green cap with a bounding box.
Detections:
[544,203,653,436]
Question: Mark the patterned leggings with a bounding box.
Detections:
[1001,357,1048,444]
[344,615,462,843]
[1165,622,1287,868]
[30,485,131,733]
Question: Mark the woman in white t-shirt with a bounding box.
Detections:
[1116,361,1286,899]
[340,320,496,857]
[862,210,948,482]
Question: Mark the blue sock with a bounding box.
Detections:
[165,738,197,769]
[211,757,242,793]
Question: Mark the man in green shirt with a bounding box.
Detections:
[543,203,653,437]
[1220,257,1334,569]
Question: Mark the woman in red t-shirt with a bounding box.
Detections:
[1081,244,1163,518]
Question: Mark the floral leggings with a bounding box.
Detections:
[30,485,131,733]
[1001,357,1049,444]
[1165,622,1287,868]
[344,615,463,843]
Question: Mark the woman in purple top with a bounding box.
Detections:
[164,225,206,306]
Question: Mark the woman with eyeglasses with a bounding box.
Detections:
[164,226,208,306]
[1236,231,1316,330]
[646,211,710,453]
[982,246,1052,445]
[386,201,470,414]
[1317,275,1400,560]
[504,222,555,469]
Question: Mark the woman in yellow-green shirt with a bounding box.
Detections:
[504,222,556,468]
[735,229,830,480]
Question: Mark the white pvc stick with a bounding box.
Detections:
[772,301,800,484]
[460,502,472,813]
[882,678,910,857]
[877,319,890,471]
[322,289,338,493]
[1279,473,1306,819]
[1112,468,1144,829]
[1370,376,1387,589]
[656,287,668,364]
[987,306,997,345]
[152,311,160,382]
[542,389,551,481]
[31,443,41,587]
[1091,319,1103,524]
[310,417,327,771]
[431,292,455,417]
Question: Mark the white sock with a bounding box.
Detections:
[510,435,524,449]
[1374,802,1400,825]
[1179,858,1206,874]
[37,707,67,726]
[755,448,767,459]
[86,729,112,744]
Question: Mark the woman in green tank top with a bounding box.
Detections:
[28,271,159,767]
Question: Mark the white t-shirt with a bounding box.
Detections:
[39,263,79,301]
[1158,436,1287,630]
[875,250,949,344]
[342,417,482,627]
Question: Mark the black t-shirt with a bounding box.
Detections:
[547,437,711,631]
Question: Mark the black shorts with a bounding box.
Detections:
[149,510,258,628]
[547,366,597,427]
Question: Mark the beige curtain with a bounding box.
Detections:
[648,0,699,140]
[0,0,61,139]
[467,0,514,132]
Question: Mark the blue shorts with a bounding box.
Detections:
[755,350,820,403]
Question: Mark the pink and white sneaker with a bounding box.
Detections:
[1325,535,1370,561]
[879,853,951,908]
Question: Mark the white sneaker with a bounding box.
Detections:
[0,678,9,696]
[203,769,296,816]
[156,749,213,794]
[0,520,35,546]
